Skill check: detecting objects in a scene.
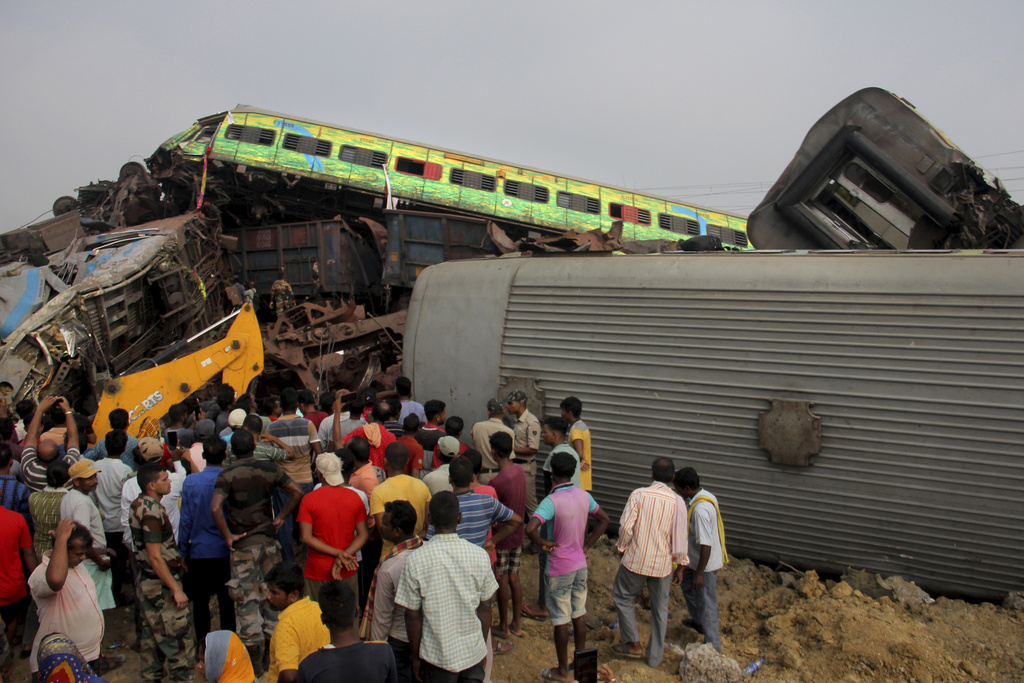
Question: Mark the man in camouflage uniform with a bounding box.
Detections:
[211,429,304,676]
[271,269,294,318]
[129,463,196,682]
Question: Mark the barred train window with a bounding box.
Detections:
[557,191,600,214]
[504,180,549,203]
[224,124,276,146]
[340,146,388,168]
[282,134,332,157]
[450,168,496,192]
[658,214,701,236]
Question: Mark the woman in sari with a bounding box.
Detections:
[35,633,106,683]
[200,630,256,683]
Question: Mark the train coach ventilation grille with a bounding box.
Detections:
[340,146,388,168]
[450,168,497,192]
[557,192,601,214]
[224,124,276,146]
[504,180,550,203]
[282,134,332,157]
[732,230,749,247]
[658,214,702,235]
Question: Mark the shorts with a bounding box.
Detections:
[0,594,29,625]
[495,547,522,576]
[544,568,588,626]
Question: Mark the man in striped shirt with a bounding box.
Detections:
[611,457,688,668]
[21,396,80,493]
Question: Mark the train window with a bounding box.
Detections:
[658,214,701,235]
[843,163,895,203]
[706,224,725,241]
[282,134,332,157]
[609,203,651,225]
[450,169,496,192]
[557,192,600,214]
[396,157,443,180]
[195,126,217,143]
[504,180,549,203]
[340,145,388,168]
[224,124,276,146]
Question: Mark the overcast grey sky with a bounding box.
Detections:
[2,1,1021,231]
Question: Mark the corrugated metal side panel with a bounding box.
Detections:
[497,254,1024,597]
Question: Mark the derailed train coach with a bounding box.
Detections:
[746,87,1024,250]
[404,250,1024,599]
[0,213,234,411]
[403,88,1024,598]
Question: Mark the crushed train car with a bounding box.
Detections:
[0,212,234,411]
[747,87,1024,250]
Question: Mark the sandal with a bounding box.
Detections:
[611,643,644,659]
[540,667,567,681]
[493,640,515,655]
[92,654,126,675]
[521,604,547,621]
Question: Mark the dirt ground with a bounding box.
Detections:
[9,538,1024,682]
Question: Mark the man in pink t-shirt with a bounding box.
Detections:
[297,453,369,601]
[525,452,609,683]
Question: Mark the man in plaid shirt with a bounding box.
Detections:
[396,492,497,683]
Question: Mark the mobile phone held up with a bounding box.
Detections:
[574,648,598,683]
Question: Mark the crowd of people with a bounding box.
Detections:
[0,375,727,683]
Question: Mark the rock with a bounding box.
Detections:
[779,572,798,589]
[841,568,892,599]
[797,570,821,598]
[959,660,978,677]
[877,575,934,607]
[1003,591,1024,613]
[831,581,854,599]
[678,643,743,683]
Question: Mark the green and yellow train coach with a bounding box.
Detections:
[154,106,751,248]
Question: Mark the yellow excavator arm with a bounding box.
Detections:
[94,303,264,440]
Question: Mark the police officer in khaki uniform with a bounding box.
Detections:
[505,390,541,515]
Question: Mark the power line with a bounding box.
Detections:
[976,149,1024,159]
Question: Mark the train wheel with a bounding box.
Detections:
[118,161,148,183]
[52,196,77,216]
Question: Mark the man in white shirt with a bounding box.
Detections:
[93,430,133,604]
[674,467,726,651]
[120,438,186,547]
[60,460,116,610]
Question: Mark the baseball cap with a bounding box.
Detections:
[438,435,461,458]
[486,398,504,414]
[505,390,527,404]
[194,419,216,439]
[315,453,344,487]
[68,460,98,479]
[138,437,165,462]
[228,409,247,428]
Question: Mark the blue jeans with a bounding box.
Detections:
[273,481,314,561]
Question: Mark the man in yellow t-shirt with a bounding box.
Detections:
[265,561,329,682]
[369,443,431,560]
[560,396,592,491]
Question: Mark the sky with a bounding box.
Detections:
[2,1,1022,232]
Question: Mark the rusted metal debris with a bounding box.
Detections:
[261,300,406,395]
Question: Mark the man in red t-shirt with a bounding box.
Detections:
[343,401,396,470]
[0,505,37,661]
[397,415,426,479]
[297,453,369,601]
